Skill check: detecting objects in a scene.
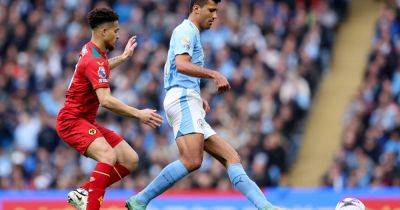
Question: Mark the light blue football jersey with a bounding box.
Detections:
[164,19,204,93]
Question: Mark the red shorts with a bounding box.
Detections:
[56,117,123,155]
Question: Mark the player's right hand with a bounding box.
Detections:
[138,109,163,128]
[212,71,231,92]
[122,36,137,59]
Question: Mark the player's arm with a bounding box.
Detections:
[85,58,162,128]
[108,36,137,70]
[176,54,230,92]
[95,88,162,128]
[175,54,215,78]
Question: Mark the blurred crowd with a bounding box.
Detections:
[323,1,400,189]
[0,0,347,190]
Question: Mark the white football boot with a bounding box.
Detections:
[67,188,88,210]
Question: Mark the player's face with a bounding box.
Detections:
[103,21,119,51]
[199,0,218,30]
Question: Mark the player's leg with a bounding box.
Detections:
[204,135,275,210]
[80,140,137,190]
[84,137,117,210]
[111,140,138,178]
[103,126,138,185]
[176,133,205,171]
[128,133,204,208]
[57,118,115,210]
[80,125,136,190]
[126,88,205,209]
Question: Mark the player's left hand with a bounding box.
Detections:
[138,109,163,128]
[122,36,137,59]
[203,99,211,114]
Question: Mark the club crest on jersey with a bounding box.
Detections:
[181,36,191,51]
[98,66,108,83]
[88,128,97,135]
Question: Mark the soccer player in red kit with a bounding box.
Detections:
[56,7,163,210]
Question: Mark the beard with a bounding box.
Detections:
[201,19,213,30]
[105,41,115,51]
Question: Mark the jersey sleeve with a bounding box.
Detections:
[84,59,110,90]
[173,26,196,57]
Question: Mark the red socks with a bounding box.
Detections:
[81,164,130,190]
[108,164,130,185]
[86,163,113,210]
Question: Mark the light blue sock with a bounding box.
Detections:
[227,163,274,210]
[136,160,188,205]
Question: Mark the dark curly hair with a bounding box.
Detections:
[87,7,119,29]
[189,0,221,13]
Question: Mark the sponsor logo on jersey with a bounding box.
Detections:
[98,196,104,205]
[88,128,97,135]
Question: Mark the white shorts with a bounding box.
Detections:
[164,87,216,140]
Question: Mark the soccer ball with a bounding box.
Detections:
[335,198,365,210]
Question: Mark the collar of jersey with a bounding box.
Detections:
[185,19,200,34]
[89,41,107,57]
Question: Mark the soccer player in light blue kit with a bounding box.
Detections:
[126,1,280,209]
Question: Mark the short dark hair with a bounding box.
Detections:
[189,0,221,13]
[87,7,119,29]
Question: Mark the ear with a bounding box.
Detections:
[101,27,108,36]
[192,4,201,14]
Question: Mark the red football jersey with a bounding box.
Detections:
[58,41,110,123]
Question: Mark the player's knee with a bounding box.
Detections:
[97,147,117,165]
[182,156,203,172]
[192,157,203,171]
[120,152,139,171]
[188,159,202,171]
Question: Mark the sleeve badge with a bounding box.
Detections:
[98,66,108,83]
[181,36,191,51]
[98,66,106,79]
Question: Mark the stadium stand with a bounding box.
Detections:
[323,1,400,189]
